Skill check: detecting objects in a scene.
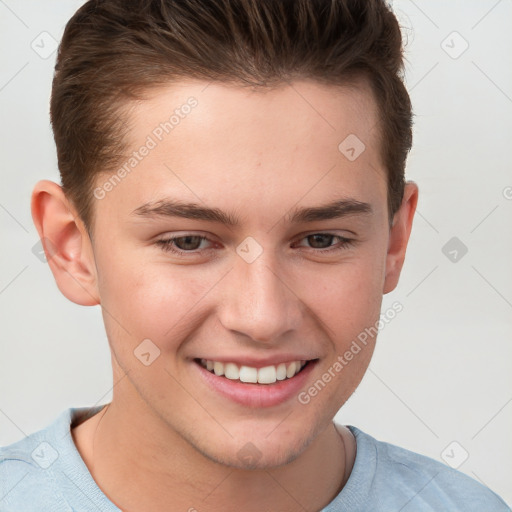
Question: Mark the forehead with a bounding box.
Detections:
[131,77,380,152]
[93,78,387,228]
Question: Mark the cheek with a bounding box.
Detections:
[96,229,387,358]
[306,250,386,337]
[96,250,222,347]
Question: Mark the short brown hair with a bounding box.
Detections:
[51,0,412,232]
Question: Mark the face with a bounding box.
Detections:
[88,79,396,468]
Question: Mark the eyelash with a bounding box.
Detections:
[155,233,356,257]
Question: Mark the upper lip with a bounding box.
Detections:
[193,355,318,368]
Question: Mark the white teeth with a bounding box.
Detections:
[286,362,297,378]
[199,359,307,384]
[276,363,287,380]
[239,366,258,383]
[213,361,224,376]
[224,362,239,380]
[257,365,277,384]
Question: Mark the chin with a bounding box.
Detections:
[196,427,315,471]
[209,444,305,471]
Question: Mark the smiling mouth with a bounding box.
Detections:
[194,358,315,385]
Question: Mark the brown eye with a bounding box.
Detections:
[294,233,355,254]
[171,235,204,251]
[306,234,336,249]
[155,234,211,254]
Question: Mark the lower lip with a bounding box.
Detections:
[192,359,318,408]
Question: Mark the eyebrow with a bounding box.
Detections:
[131,198,372,226]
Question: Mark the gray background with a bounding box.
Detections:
[1,0,511,504]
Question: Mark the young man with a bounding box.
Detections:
[0,0,509,510]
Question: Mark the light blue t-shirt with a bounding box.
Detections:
[0,405,510,511]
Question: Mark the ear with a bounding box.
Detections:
[383,181,419,294]
[31,180,100,306]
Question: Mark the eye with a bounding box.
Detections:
[155,232,356,258]
[293,233,355,253]
[155,234,213,255]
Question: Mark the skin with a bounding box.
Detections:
[31,78,418,511]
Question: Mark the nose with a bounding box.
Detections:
[218,250,303,344]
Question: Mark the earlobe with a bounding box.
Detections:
[31,180,100,306]
[383,181,419,294]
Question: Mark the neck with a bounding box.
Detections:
[72,396,353,512]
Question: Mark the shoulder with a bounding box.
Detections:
[0,419,67,511]
[0,406,106,512]
[347,426,511,512]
